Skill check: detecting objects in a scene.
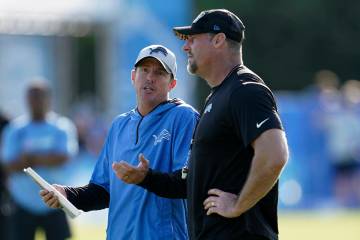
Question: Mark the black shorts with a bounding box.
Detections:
[9,202,71,240]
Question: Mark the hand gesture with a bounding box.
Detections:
[112,153,149,184]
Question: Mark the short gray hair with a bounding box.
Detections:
[208,32,244,53]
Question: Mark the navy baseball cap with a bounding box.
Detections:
[173,9,245,42]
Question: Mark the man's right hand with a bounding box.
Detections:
[112,153,149,184]
[39,184,66,209]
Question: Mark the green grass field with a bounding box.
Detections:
[279,210,360,239]
[35,210,360,240]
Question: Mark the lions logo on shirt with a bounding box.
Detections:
[153,129,171,146]
[204,103,212,114]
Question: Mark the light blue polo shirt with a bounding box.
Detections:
[90,100,198,240]
[1,112,78,214]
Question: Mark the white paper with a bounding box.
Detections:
[23,167,82,218]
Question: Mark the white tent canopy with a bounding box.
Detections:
[0,0,117,36]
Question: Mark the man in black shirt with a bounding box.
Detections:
[114,9,289,240]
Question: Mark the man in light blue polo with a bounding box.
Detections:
[40,45,199,239]
[1,80,78,240]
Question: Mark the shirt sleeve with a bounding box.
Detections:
[89,122,115,192]
[229,84,283,147]
[172,109,199,171]
[138,168,186,198]
[64,183,109,211]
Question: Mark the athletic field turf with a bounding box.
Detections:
[35,210,360,240]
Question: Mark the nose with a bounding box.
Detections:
[182,40,190,52]
[146,70,156,83]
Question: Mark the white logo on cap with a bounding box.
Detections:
[213,25,221,31]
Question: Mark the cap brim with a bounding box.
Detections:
[173,26,200,40]
[135,56,172,75]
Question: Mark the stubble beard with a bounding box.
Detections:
[187,61,198,76]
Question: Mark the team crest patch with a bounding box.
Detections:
[204,103,212,114]
[153,129,171,146]
[149,46,168,56]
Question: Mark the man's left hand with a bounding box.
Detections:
[112,153,149,184]
[203,188,241,218]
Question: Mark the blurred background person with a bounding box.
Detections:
[0,112,11,240]
[322,79,360,207]
[1,80,78,240]
[302,70,342,205]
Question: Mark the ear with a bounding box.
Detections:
[212,33,226,48]
[168,78,177,91]
[131,69,136,85]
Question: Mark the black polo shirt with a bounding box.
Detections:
[187,65,283,240]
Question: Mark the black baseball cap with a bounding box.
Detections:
[173,9,245,42]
